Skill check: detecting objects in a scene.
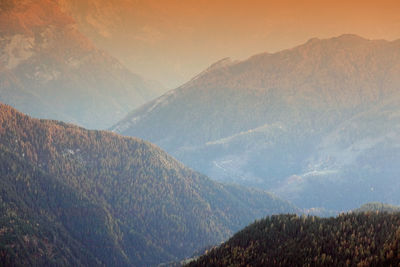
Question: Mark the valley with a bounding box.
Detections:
[0,103,296,266]
[1,1,400,265]
[113,35,400,211]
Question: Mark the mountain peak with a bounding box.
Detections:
[0,0,75,35]
[0,0,165,129]
[207,57,234,70]
[302,34,371,49]
[112,32,400,211]
[305,37,320,44]
[335,33,367,41]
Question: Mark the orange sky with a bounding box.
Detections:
[88,0,400,88]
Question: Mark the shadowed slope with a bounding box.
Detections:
[0,103,296,266]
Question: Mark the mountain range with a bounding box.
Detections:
[0,0,164,129]
[112,34,400,211]
[2,0,400,265]
[0,103,296,266]
[53,0,214,88]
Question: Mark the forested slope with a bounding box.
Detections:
[189,213,400,266]
[113,35,400,211]
[0,103,296,266]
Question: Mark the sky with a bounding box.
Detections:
[81,0,400,88]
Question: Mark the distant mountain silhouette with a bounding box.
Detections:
[353,202,400,213]
[0,0,163,129]
[113,34,400,211]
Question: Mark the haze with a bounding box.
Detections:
[2,0,400,265]
[68,0,400,88]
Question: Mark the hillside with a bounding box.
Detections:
[189,213,400,266]
[0,0,163,129]
[0,146,112,266]
[53,0,218,88]
[353,203,400,213]
[0,103,296,266]
[112,35,400,211]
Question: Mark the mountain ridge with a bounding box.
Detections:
[0,0,164,129]
[112,34,400,211]
[189,212,400,266]
[0,103,297,266]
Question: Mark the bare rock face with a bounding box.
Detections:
[0,0,163,129]
[113,35,400,211]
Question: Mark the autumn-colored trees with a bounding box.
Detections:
[190,213,400,266]
[0,103,296,266]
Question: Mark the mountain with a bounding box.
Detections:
[0,146,112,266]
[0,0,163,129]
[52,0,215,88]
[189,213,400,266]
[112,34,400,211]
[0,103,296,266]
[353,203,400,213]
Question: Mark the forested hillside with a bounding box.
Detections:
[189,213,400,266]
[354,203,400,213]
[0,103,296,266]
[0,147,108,266]
[113,35,400,211]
